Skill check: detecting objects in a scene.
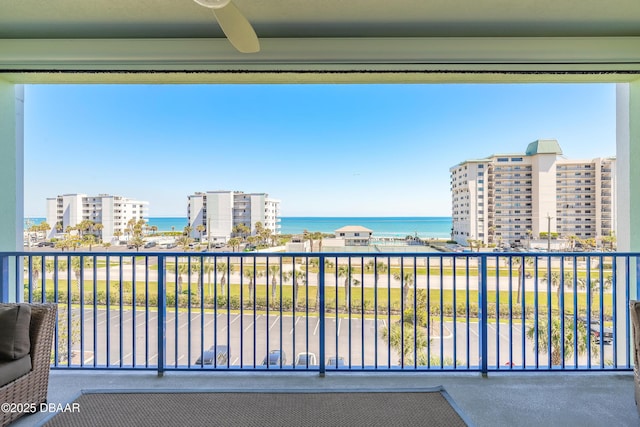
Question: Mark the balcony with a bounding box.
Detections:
[3,250,631,374]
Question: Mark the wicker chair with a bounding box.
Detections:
[631,300,640,417]
[0,303,56,427]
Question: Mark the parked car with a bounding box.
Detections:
[579,317,613,344]
[262,350,287,366]
[214,243,226,249]
[37,241,54,247]
[295,352,317,367]
[195,345,228,366]
[144,241,156,248]
[326,356,346,367]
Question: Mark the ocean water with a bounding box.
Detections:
[279,217,452,238]
[26,216,453,239]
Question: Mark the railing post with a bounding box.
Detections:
[157,255,166,377]
[319,255,326,377]
[636,256,640,301]
[0,255,8,303]
[479,255,488,376]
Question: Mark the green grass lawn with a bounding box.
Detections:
[27,276,611,318]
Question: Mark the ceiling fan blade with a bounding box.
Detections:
[213,2,260,53]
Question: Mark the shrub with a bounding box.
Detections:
[216,295,228,308]
[228,296,241,310]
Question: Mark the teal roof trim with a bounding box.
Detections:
[525,139,562,155]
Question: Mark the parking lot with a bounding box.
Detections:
[59,307,616,370]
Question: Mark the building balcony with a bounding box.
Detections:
[4,250,630,377]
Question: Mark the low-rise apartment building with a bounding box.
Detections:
[450,139,616,247]
[46,193,149,243]
[187,190,280,242]
[334,225,373,246]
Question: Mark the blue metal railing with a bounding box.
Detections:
[0,250,635,375]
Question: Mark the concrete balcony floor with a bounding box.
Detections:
[12,371,639,427]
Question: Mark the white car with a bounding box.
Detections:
[295,352,317,367]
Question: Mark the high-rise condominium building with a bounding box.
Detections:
[450,139,616,247]
[187,191,280,242]
[46,194,149,243]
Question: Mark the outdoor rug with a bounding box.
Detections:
[40,387,472,427]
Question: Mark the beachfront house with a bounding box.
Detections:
[334,225,373,246]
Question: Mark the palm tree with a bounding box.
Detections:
[338,264,360,310]
[25,257,42,294]
[75,219,93,239]
[260,228,273,247]
[227,238,241,252]
[268,264,281,301]
[177,262,191,295]
[83,234,96,251]
[243,267,264,305]
[55,238,71,252]
[232,223,250,240]
[71,256,93,295]
[543,271,579,312]
[309,258,334,310]
[601,231,616,251]
[543,271,562,312]
[203,260,215,299]
[467,239,480,252]
[303,230,313,252]
[183,225,193,240]
[527,316,596,365]
[247,235,260,248]
[393,270,415,309]
[191,259,204,302]
[38,221,51,240]
[215,262,235,296]
[93,223,104,243]
[196,224,206,242]
[365,259,388,286]
[129,234,145,252]
[512,256,533,304]
[291,268,307,308]
[579,275,612,309]
[254,221,264,239]
[177,235,191,251]
[379,321,428,365]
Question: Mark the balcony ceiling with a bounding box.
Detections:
[1,0,640,83]
[2,0,640,39]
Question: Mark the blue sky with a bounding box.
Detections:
[24,83,616,217]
